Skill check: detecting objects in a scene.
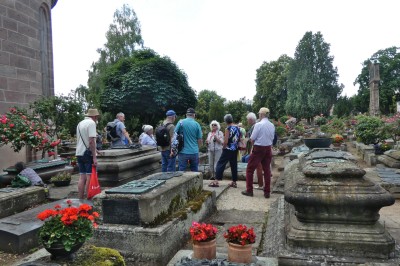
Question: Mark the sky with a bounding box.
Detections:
[51,0,400,102]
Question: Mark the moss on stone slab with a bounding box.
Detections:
[74,245,125,266]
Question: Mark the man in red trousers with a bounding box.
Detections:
[241,107,275,198]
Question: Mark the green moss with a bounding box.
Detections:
[256,212,269,255]
[74,245,125,266]
[144,190,212,228]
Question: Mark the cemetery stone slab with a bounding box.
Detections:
[105,180,166,194]
[0,186,45,219]
[377,155,400,168]
[0,199,91,253]
[385,150,400,160]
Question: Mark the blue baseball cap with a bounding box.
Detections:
[166,110,176,117]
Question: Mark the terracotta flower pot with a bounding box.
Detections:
[227,242,252,264]
[192,238,216,260]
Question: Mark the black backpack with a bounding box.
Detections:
[155,123,173,146]
[106,121,120,142]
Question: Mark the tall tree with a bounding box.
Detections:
[225,99,252,123]
[354,46,400,115]
[333,95,353,117]
[87,4,143,108]
[196,90,225,124]
[286,31,342,122]
[254,54,292,120]
[100,49,196,127]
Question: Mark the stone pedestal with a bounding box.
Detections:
[377,150,400,168]
[91,171,216,266]
[280,149,396,263]
[96,146,161,186]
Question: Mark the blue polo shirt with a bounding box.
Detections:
[175,118,202,154]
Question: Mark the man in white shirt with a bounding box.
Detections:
[76,109,99,199]
[242,107,275,198]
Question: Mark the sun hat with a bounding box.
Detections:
[85,109,100,117]
[258,107,270,114]
[166,110,176,117]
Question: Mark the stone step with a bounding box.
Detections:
[0,198,92,254]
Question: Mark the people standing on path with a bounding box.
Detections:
[209,114,240,188]
[174,108,203,171]
[242,112,264,190]
[111,112,132,147]
[242,107,275,198]
[159,110,177,172]
[206,120,224,179]
[140,125,157,147]
[76,108,100,199]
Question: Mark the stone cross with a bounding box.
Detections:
[369,59,380,116]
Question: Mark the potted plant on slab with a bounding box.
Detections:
[189,221,218,260]
[224,224,256,264]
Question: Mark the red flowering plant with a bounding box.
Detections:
[332,134,344,144]
[223,224,256,246]
[0,107,61,156]
[37,199,99,251]
[189,221,218,242]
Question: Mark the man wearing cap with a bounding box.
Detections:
[160,110,177,172]
[174,108,203,171]
[242,107,275,198]
[76,108,100,199]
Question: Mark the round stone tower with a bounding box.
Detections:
[0,0,58,114]
[0,0,58,170]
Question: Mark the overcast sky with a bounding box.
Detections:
[51,0,400,102]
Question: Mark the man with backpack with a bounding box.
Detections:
[108,112,132,148]
[156,110,177,172]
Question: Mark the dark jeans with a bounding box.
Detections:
[161,150,176,172]
[245,145,272,194]
[178,153,199,171]
[215,149,238,182]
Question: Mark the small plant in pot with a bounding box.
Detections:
[50,172,72,187]
[190,221,218,260]
[224,224,256,263]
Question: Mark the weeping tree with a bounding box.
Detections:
[285,31,342,123]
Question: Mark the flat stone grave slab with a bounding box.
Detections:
[105,180,166,194]
[0,186,45,219]
[0,199,92,253]
[1,159,72,185]
[147,171,184,181]
[94,171,203,226]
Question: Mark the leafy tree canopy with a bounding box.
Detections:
[286,31,342,121]
[87,4,143,108]
[100,49,196,127]
[196,90,225,124]
[225,99,252,124]
[354,46,400,115]
[254,54,293,120]
[333,95,353,118]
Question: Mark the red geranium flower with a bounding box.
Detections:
[224,224,256,246]
[189,221,218,242]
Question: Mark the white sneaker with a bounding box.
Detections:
[255,185,264,190]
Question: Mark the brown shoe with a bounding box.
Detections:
[264,193,270,198]
[241,190,253,197]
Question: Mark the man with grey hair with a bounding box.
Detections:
[242,107,275,198]
[111,112,132,147]
[243,112,264,190]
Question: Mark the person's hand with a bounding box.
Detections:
[93,156,98,166]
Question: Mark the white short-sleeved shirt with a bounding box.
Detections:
[75,117,97,156]
[250,118,275,146]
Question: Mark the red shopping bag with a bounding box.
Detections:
[87,165,101,199]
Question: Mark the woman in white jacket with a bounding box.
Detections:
[205,120,224,179]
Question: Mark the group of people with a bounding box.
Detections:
[207,107,275,198]
[74,106,275,199]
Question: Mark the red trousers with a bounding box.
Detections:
[246,145,272,194]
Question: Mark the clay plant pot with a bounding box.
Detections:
[227,242,252,264]
[192,238,216,260]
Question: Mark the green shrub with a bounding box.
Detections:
[315,116,327,126]
[355,116,386,145]
[275,126,287,138]
[279,115,289,124]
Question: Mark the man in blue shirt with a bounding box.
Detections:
[174,108,203,171]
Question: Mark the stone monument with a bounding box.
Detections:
[369,59,380,116]
[263,149,398,265]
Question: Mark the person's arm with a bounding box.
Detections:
[223,129,229,149]
[122,128,132,144]
[89,136,97,166]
